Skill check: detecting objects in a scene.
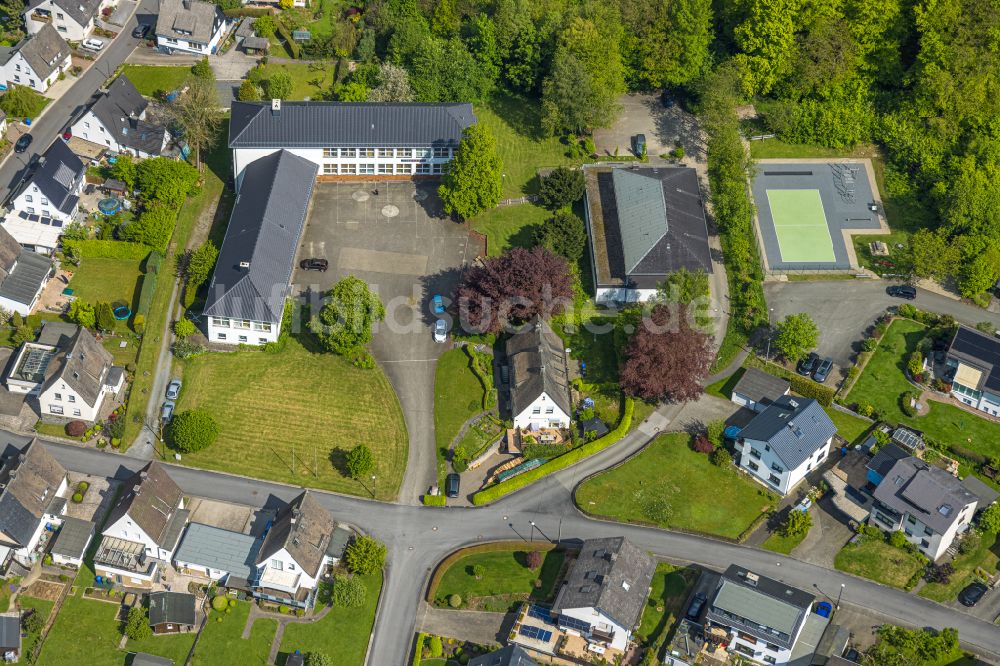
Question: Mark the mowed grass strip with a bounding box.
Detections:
[576,433,776,540]
[834,538,925,589]
[122,65,192,96]
[192,600,276,665]
[37,596,123,666]
[176,338,407,499]
[434,549,565,608]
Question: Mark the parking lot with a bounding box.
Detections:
[593,93,706,162]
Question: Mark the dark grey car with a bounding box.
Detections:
[813,357,833,383]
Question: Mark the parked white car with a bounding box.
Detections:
[82,38,105,51]
[433,319,448,343]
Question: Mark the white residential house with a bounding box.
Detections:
[733,396,837,496]
[23,0,108,41]
[5,321,124,422]
[944,324,1000,417]
[94,462,189,587]
[155,0,229,55]
[870,457,979,561]
[505,316,572,430]
[550,537,656,652]
[730,367,790,413]
[252,491,339,609]
[70,75,172,158]
[0,24,72,93]
[0,438,68,570]
[704,565,821,665]
[0,226,52,315]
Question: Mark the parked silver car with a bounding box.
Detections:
[161,400,175,423]
[165,378,182,400]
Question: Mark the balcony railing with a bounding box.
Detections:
[30,12,52,22]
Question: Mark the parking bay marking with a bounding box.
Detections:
[338,247,428,276]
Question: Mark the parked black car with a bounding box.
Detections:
[797,353,818,376]
[299,258,329,271]
[686,592,707,621]
[445,473,460,498]
[14,134,32,153]
[958,581,988,607]
[813,357,834,383]
[632,133,646,157]
[132,23,150,38]
[887,284,917,300]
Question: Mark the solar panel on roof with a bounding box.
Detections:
[528,605,554,623]
[53,163,75,189]
[27,215,39,222]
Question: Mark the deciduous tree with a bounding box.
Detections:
[620,303,712,403]
[110,154,137,191]
[168,410,220,453]
[168,77,222,169]
[124,606,151,640]
[136,158,199,208]
[438,124,502,220]
[537,167,585,210]
[312,276,385,355]
[367,62,413,102]
[266,70,294,100]
[774,313,819,362]
[344,535,387,575]
[238,79,262,101]
[781,510,812,538]
[345,443,374,479]
[330,574,366,607]
[191,56,214,81]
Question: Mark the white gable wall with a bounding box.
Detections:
[206,316,280,346]
[70,109,167,158]
[0,50,70,93]
[38,380,101,422]
[256,546,323,593]
[558,606,630,652]
[10,175,81,224]
[513,391,570,430]
[736,436,831,496]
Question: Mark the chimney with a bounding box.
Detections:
[239,261,250,269]
[271,98,281,115]
[140,470,148,480]
[133,484,141,494]
[182,0,191,9]
[745,571,759,587]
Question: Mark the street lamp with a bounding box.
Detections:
[836,583,845,611]
[371,474,376,499]
[529,521,536,543]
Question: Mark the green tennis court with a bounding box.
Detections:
[766,189,836,263]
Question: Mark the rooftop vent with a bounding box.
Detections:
[745,572,759,587]
[271,98,281,114]
[133,484,141,494]
[788,399,799,408]
[239,261,250,269]
[140,470,148,480]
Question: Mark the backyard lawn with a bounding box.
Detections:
[637,564,697,646]
[847,318,1000,459]
[19,596,54,661]
[125,627,196,664]
[434,347,487,485]
[122,65,192,96]
[823,407,872,445]
[277,572,381,666]
[919,531,1000,602]
[37,596,123,666]
[576,433,777,539]
[68,257,145,310]
[261,63,332,101]
[434,548,565,611]
[834,537,925,589]
[175,338,407,500]
[192,600,276,665]
[472,203,550,257]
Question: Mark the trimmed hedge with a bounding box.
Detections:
[422,494,446,506]
[62,239,150,260]
[136,272,158,316]
[744,355,835,406]
[223,7,271,17]
[471,399,635,505]
[274,21,300,58]
[412,633,426,666]
[424,541,557,602]
[145,250,163,274]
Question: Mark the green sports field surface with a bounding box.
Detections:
[766,189,836,263]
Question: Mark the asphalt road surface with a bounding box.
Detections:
[10,425,997,666]
[0,0,157,202]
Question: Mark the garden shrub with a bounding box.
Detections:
[429,635,444,657]
[856,401,874,418]
[211,595,229,611]
[422,494,446,506]
[691,435,714,454]
[447,594,461,608]
[710,447,732,467]
[65,420,86,437]
[278,604,289,614]
[136,272,157,316]
[889,530,909,549]
[525,550,542,570]
[900,391,918,417]
[862,337,878,352]
[71,493,83,503]
[61,239,149,260]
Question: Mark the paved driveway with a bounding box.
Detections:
[593,93,706,162]
[292,181,473,503]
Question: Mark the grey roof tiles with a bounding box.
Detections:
[88,76,168,156]
[873,457,978,534]
[173,522,262,581]
[738,396,837,470]
[504,316,572,420]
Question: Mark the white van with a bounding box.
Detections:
[82,38,105,51]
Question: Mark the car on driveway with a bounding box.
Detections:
[445,473,460,498]
[432,294,445,314]
[958,581,988,607]
[161,400,175,423]
[299,258,328,271]
[886,284,917,300]
[82,38,105,51]
[797,352,818,376]
[813,357,833,383]
[433,319,448,343]
[165,378,182,400]
[686,592,706,621]
[14,134,32,153]
[632,133,646,157]
[132,24,150,38]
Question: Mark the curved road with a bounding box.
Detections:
[10,424,997,665]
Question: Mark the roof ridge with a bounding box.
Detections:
[228,102,266,147]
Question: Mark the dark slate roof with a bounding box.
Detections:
[0,231,51,307]
[705,565,814,651]
[50,516,94,558]
[947,325,1000,395]
[504,316,572,420]
[234,17,254,39]
[228,101,476,149]
[155,0,225,45]
[148,591,197,627]
[0,615,18,651]
[866,443,909,480]
[22,138,85,215]
[873,458,979,534]
[731,368,789,406]
[552,536,656,631]
[256,491,332,577]
[738,396,837,469]
[27,0,101,29]
[42,327,113,408]
[15,24,69,81]
[104,462,185,549]
[173,522,262,580]
[0,438,66,548]
[130,655,173,666]
[961,475,999,508]
[203,150,316,323]
[587,167,712,290]
[89,76,168,156]
[36,320,77,347]
[243,36,269,50]
[468,645,539,666]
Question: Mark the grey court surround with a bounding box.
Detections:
[751,161,881,270]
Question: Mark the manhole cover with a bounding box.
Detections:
[413,189,429,202]
[352,190,370,202]
[382,204,400,218]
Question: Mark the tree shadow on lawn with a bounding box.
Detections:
[485,92,547,142]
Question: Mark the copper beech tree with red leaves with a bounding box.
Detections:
[620,303,712,403]
[455,246,574,334]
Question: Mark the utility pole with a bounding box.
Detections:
[836,583,845,611]
[371,474,377,499]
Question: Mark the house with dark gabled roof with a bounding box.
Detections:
[0,613,20,662]
[0,24,71,93]
[24,0,106,41]
[0,226,52,315]
[228,99,476,184]
[9,138,85,227]
[734,396,837,495]
[583,165,712,303]
[252,491,336,609]
[148,591,197,633]
[155,0,229,56]
[870,456,978,561]
[0,438,68,570]
[70,75,172,158]
[505,316,572,430]
[468,645,539,666]
[730,368,790,413]
[945,324,1000,417]
[203,149,316,346]
[550,536,655,652]
[95,462,188,587]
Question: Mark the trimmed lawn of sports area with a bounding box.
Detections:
[277,572,381,666]
[766,189,835,263]
[433,548,565,611]
[68,257,144,310]
[192,600,276,665]
[834,538,925,589]
[847,318,1000,459]
[637,564,698,646]
[176,338,407,500]
[122,65,192,97]
[576,433,777,539]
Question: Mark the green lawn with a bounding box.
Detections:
[261,63,332,101]
[192,600,276,666]
[705,368,744,400]
[749,139,875,160]
[847,318,1000,459]
[176,337,407,499]
[37,596,123,666]
[68,257,145,310]
[834,537,925,589]
[576,433,777,539]
[277,572,381,666]
[434,348,486,485]
[823,407,872,445]
[434,549,565,611]
[762,528,809,555]
[125,628,196,664]
[637,564,697,646]
[121,65,192,96]
[919,531,1000,602]
[19,596,54,662]
[471,203,550,257]
[102,335,139,367]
